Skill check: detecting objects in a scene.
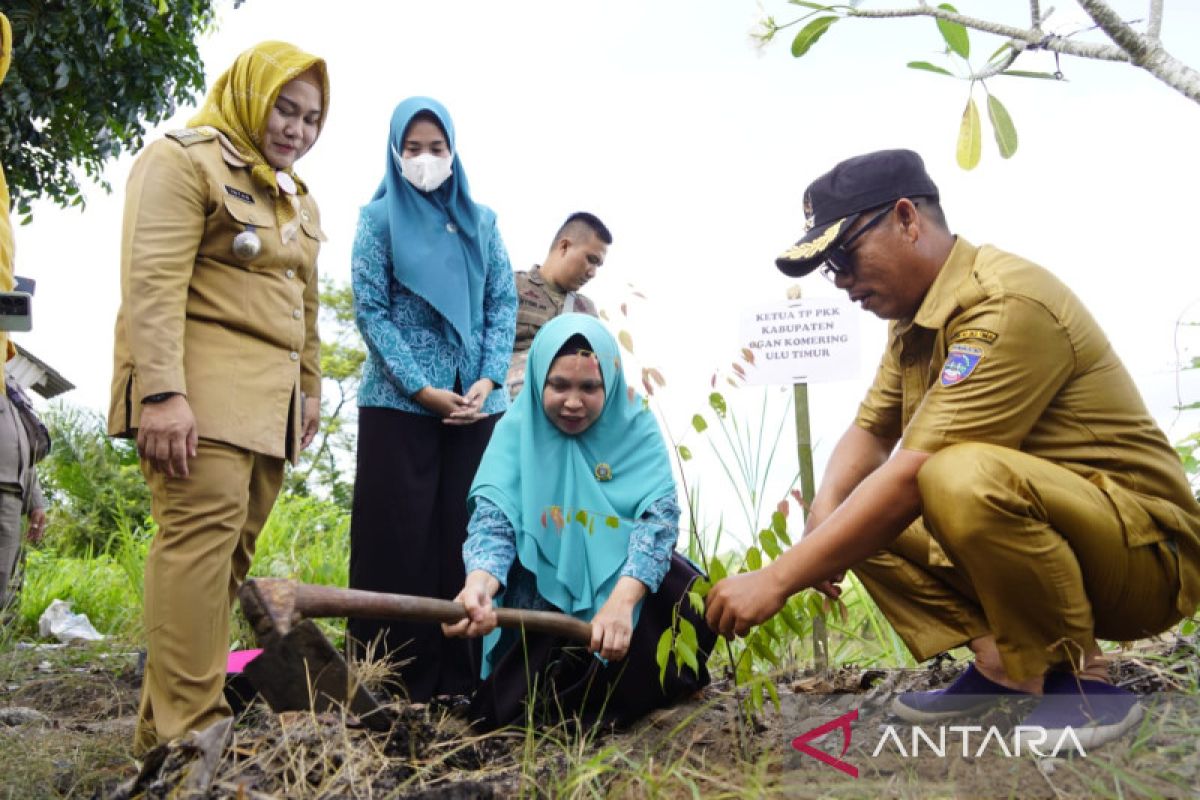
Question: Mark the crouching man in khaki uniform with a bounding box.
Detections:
[108,42,329,755]
[705,149,1200,750]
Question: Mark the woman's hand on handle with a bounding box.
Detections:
[589,576,647,661]
[442,570,501,638]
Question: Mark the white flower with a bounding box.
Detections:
[747,2,777,56]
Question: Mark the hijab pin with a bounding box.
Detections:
[594,463,613,482]
[275,171,297,195]
[232,224,262,260]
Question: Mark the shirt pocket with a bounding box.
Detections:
[218,195,278,271]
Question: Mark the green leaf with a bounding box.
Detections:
[677,444,692,461]
[787,1,834,9]
[675,619,700,674]
[805,591,826,619]
[618,330,635,353]
[907,61,953,76]
[790,16,837,59]
[708,393,727,419]
[1000,69,1061,80]
[749,633,780,666]
[765,679,782,711]
[986,93,1018,159]
[708,557,727,583]
[656,628,673,686]
[1180,618,1197,636]
[779,604,808,637]
[745,547,763,571]
[935,4,970,59]
[750,681,765,712]
[691,414,708,434]
[956,95,982,170]
[736,651,755,683]
[687,590,705,615]
[759,529,781,560]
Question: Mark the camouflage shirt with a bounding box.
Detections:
[505,265,597,398]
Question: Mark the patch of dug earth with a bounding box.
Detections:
[113,700,525,798]
[0,645,141,799]
[4,635,1197,798]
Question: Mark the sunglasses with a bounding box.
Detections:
[819,202,901,282]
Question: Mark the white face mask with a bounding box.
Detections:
[392,144,454,192]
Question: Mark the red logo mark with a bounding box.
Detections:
[790,709,859,778]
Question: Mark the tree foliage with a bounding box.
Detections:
[38,403,151,556]
[0,1,231,220]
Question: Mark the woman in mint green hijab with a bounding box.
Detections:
[444,314,714,730]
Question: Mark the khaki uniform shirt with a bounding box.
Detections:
[505,265,597,398]
[855,238,1200,615]
[107,128,323,462]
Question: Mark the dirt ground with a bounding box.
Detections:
[0,636,1197,799]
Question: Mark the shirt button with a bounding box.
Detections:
[292,309,302,320]
[446,223,458,233]
[289,351,300,361]
[286,269,296,279]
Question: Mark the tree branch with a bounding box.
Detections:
[847,6,1129,61]
[1077,0,1200,103]
[1029,0,1042,30]
[1148,0,1164,40]
[834,3,1200,104]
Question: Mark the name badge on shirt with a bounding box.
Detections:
[224,185,255,204]
[940,343,984,387]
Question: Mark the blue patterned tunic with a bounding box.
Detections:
[463,494,681,612]
[352,209,518,415]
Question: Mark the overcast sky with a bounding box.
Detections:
[12,0,1200,537]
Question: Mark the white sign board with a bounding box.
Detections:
[739,297,861,385]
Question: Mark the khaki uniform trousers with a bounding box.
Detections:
[134,438,284,755]
[853,442,1182,681]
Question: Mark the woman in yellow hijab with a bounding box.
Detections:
[107,41,329,755]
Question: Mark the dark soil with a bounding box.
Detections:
[1,636,1197,798]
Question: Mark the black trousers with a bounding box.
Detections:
[468,553,716,732]
[347,407,498,701]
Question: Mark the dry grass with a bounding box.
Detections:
[1,633,1197,799]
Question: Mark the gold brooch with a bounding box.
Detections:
[594,463,613,482]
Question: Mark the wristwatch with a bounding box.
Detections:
[142,392,180,404]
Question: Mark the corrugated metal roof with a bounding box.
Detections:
[8,343,74,399]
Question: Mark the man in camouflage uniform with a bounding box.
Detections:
[505,212,611,398]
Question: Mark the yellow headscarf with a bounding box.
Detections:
[188,41,328,242]
[0,13,12,85]
[0,13,15,365]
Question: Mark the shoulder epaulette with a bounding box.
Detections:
[165,126,218,147]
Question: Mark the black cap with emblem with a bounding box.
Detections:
[775,149,940,277]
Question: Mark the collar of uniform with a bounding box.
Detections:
[215,131,249,168]
[530,264,569,298]
[905,236,978,333]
